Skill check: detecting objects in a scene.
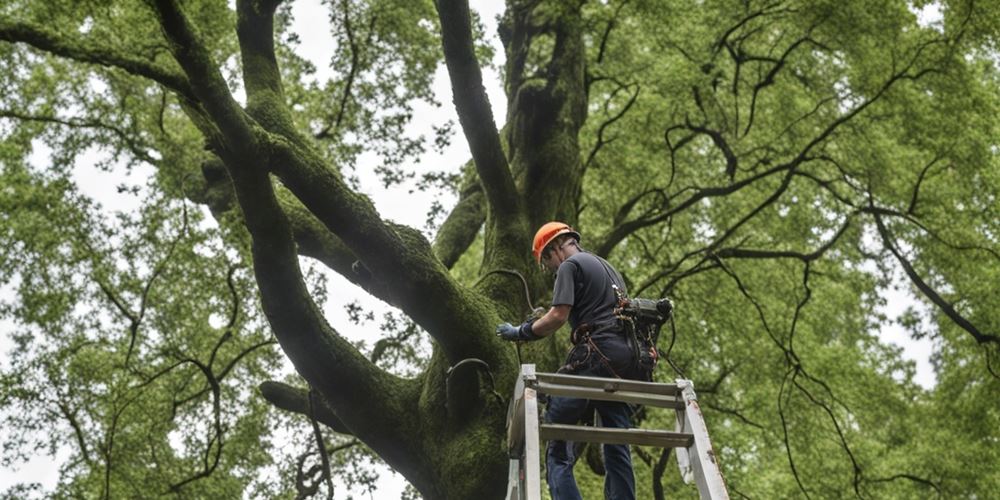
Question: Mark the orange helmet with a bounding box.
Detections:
[532,222,581,263]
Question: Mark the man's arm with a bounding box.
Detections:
[528,304,571,338]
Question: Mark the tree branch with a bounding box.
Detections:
[198,158,395,299]
[236,0,284,100]
[307,391,337,500]
[221,152,463,491]
[715,216,852,263]
[0,109,159,165]
[686,120,739,181]
[436,0,521,224]
[259,381,351,434]
[597,38,942,258]
[236,0,305,143]
[593,0,630,67]
[149,0,256,151]
[583,80,640,172]
[57,400,93,465]
[871,206,999,346]
[866,474,942,497]
[432,167,486,268]
[168,356,225,493]
[0,20,196,102]
[742,33,824,137]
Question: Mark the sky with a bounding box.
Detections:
[0,0,941,497]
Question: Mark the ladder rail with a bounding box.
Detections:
[522,386,542,500]
[675,380,729,500]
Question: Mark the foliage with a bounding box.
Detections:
[1,0,999,499]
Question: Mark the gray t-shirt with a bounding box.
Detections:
[551,252,628,333]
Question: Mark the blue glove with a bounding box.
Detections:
[496,321,538,341]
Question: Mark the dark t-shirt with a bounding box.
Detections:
[551,252,628,334]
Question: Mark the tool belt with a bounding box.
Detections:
[561,319,629,378]
[569,319,622,345]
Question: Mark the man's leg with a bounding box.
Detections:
[544,395,589,500]
[596,402,636,500]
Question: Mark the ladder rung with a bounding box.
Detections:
[536,372,681,396]
[540,423,694,448]
[533,382,685,409]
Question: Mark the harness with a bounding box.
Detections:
[560,322,629,378]
[560,283,630,378]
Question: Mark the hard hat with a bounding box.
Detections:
[532,222,581,263]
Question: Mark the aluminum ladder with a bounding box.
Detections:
[505,364,729,499]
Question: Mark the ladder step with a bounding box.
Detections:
[540,424,694,448]
[533,381,685,410]
[536,372,681,396]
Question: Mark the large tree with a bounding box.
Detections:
[2,0,999,498]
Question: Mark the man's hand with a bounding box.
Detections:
[496,321,538,341]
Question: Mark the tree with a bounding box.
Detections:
[2,0,999,498]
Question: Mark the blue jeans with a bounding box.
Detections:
[545,338,636,500]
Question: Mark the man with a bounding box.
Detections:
[496,221,637,500]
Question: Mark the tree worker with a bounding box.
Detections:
[496,221,638,500]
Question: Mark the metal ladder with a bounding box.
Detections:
[505,364,729,499]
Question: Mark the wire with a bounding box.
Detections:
[663,316,686,379]
[475,269,535,314]
[446,358,504,406]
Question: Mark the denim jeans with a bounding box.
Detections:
[545,337,636,500]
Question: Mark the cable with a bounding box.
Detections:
[475,269,535,314]
[446,358,504,406]
[663,316,686,379]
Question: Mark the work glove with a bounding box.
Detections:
[496,321,539,342]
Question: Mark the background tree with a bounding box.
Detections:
[2,0,999,499]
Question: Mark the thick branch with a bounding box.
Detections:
[236,0,283,98]
[236,0,304,142]
[199,158,398,310]
[267,137,505,364]
[220,152,451,491]
[150,0,256,151]
[259,381,351,434]
[435,0,521,223]
[432,168,486,268]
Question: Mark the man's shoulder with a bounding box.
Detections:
[564,252,607,274]
[567,251,597,263]
[567,252,605,267]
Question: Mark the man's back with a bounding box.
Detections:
[552,252,628,333]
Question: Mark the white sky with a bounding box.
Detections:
[0,0,940,496]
